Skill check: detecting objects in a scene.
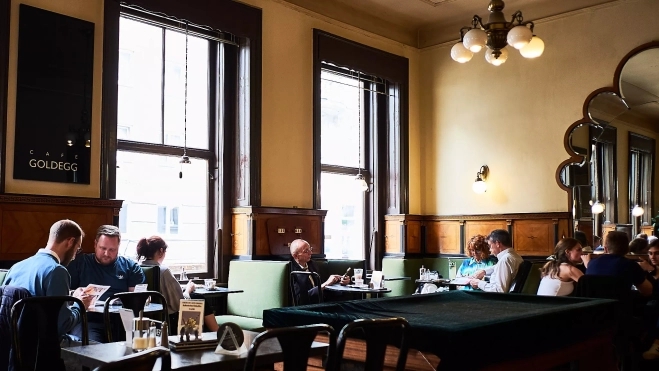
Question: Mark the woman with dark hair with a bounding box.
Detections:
[456,235,498,290]
[537,238,585,296]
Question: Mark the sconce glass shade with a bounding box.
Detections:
[520,36,545,58]
[591,201,605,214]
[632,205,644,217]
[463,28,487,53]
[485,47,508,66]
[179,155,191,165]
[507,25,533,49]
[451,42,474,63]
[472,179,487,194]
[355,173,369,192]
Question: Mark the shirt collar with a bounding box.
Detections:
[38,248,60,264]
[496,247,511,258]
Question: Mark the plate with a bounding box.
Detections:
[421,283,438,294]
[348,284,369,289]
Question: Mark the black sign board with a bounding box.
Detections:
[13,5,94,184]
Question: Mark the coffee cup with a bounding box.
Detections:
[353,268,363,280]
[204,279,216,290]
[351,277,365,287]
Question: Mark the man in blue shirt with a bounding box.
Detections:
[66,225,145,342]
[2,220,93,336]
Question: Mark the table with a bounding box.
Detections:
[324,284,391,298]
[189,287,244,298]
[61,330,329,370]
[263,291,618,370]
[87,303,164,314]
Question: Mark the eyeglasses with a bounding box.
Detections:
[301,247,313,254]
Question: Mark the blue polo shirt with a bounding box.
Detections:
[66,253,145,300]
[586,254,646,289]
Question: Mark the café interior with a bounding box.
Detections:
[1,0,659,370]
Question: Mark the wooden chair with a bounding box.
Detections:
[11,296,89,371]
[335,318,410,371]
[289,271,323,306]
[244,324,335,371]
[103,291,168,342]
[92,346,171,371]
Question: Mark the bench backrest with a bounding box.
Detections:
[227,260,289,319]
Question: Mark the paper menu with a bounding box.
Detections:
[81,284,111,306]
[177,299,205,340]
[449,277,472,285]
[134,284,148,292]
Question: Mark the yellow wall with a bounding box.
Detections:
[419,0,659,215]
[5,0,103,197]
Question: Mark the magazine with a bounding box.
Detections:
[176,299,205,341]
[81,284,111,307]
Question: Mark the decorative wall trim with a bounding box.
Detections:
[0,194,123,207]
[389,212,571,222]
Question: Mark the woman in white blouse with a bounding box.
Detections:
[537,238,586,296]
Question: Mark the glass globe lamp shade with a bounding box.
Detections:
[451,42,474,63]
[463,28,487,53]
[591,202,605,215]
[485,47,508,66]
[355,173,369,192]
[520,36,545,58]
[631,205,644,217]
[472,179,487,194]
[507,25,533,49]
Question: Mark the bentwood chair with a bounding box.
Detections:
[335,318,410,371]
[290,271,323,306]
[103,291,168,342]
[11,296,89,371]
[244,324,336,371]
[92,346,171,371]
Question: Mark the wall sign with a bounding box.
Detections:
[13,5,94,184]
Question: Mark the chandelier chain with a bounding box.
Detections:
[183,21,189,157]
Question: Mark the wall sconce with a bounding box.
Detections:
[631,205,644,217]
[472,165,488,194]
[591,200,605,214]
[355,173,369,192]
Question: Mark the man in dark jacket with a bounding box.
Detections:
[289,239,349,304]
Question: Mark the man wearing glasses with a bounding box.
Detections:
[469,229,524,293]
[289,239,349,304]
[2,219,93,336]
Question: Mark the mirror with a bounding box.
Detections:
[559,42,659,241]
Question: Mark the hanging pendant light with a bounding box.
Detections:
[354,72,368,192]
[179,21,191,179]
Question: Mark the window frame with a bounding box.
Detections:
[628,132,655,225]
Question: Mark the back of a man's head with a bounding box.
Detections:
[95,224,121,243]
[574,231,588,247]
[605,231,629,255]
[488,229,512,247]
[49,219,84,244]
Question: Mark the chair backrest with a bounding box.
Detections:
[11,296,88,371]
[510,260,533,294]
[335,318,409,371]
[289,271,323,306]
[103,291,168,343]
[141,265,161,292]
[92,346,171,371]
[573,274,633,318]
[520,261,546,295]
[0,286,31,371]
[244,324,335,371]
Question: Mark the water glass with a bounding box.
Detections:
[354,268,363,280]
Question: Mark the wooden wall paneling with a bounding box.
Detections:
[406,220,422,253]
[575,219,593,246]
[602,223,616,245]
[641,225,654,237]
[384,219,402,254]
[231,213,249,256]
[558,219,570,243]
[513,219,555,256]
[464,220,507,247]
[426,221,460,254]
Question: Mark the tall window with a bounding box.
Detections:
[629,133,655,225]
[591,126,617,224]
[116,16,214,273]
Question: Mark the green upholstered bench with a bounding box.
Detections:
[381,258,423,297]
[521,261,547,295]
[0,269,8,285]
[215,260,289,331]
[314,259,365,280]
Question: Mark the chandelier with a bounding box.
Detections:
[451,0,544,66]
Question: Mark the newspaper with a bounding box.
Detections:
[82,284,111,307]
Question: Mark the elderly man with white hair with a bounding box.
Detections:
[289,239,349,305]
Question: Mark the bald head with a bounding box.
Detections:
[290,239,312,266]
[290,239,309,255]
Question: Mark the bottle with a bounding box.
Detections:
[180,268,187,280]
[420,265,426,281]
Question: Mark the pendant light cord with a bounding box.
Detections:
[357,72,361,175]
[183,21,189,157]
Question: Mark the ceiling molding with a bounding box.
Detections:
[416,0,460,7]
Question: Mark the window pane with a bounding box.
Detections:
[116,151,208,273]
[321,70,362,167]
[164,30,209,149]
[321,172,364,259]
[118,18,163,143]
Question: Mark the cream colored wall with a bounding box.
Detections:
[4,0,103,197]
[420,0,659,215]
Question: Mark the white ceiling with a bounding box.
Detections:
[282,0,620,48]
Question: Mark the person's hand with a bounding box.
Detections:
[185,280,196,294]
[581,253,592,268]
[339,275,351,286]
[639,260,654,272]
[72,288,94,308]
[472,270,486,280]
[470,279,481,289]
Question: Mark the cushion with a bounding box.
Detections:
[522,261,546,295]
[423,258,449,279]
[215,315,264,332]
[382,258,423,297]
[226,260,289,319]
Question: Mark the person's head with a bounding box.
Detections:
[648,244,659,267]
[487,229,512,255]
[467,235,491,262]
[629,238,649,255]
[94,225,121,266]
[637,233,648,240]
[604,231,629,255]
[136,236,168,263]
[47,219,84,266]
[541,238,583,278]
[574,231,588,248]
[593,235,602,248]
[290,239,313,266]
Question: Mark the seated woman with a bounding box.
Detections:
[136,236,218,332]
[537,238,585,296]
[456,235,498,290]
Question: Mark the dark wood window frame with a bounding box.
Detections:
[591,125,618,224]
[628,132,655,225]
[313,29,409,269]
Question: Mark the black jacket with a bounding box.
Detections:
[290,260,321,305]
[0,285,31,371]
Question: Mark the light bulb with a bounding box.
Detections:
[485,47,508,66]
[463,28,487,53]
[451,42,474,63]
[355,174,369,192]
[507,25,533,50]
[632,205,644,217]
[520,36,544,58]
[472,180,487,194]
[591,201,605,214]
